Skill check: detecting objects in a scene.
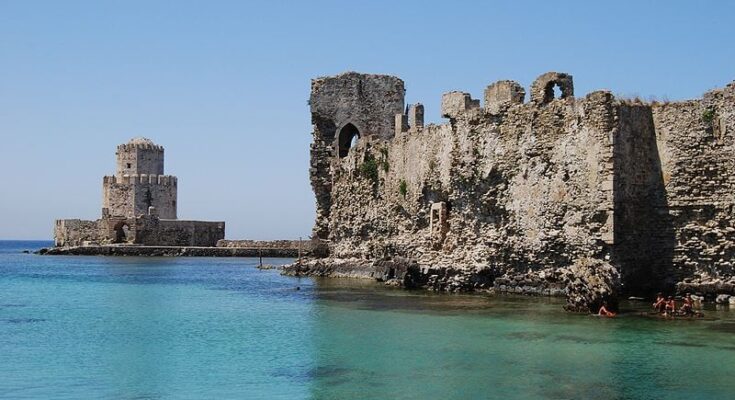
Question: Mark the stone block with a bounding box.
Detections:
[441,91,480,118]
[408,103,424,130]
[484,80,525,114]
[395,113,408,136]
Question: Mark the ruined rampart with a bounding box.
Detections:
[291,71,735,309]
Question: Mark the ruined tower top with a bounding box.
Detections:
[310,72,405,158]
[115,137,165,178]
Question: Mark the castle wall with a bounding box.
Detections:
[652,84,735,293]
[136,219,224,246]
[612,104,674,294]
[54,219,101,247]
[54,217,223,247]
[305,72,735,297]
[102,175,177,219]
[316,74,616,280]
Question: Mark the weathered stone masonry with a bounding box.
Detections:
[54,137,224,247]
[292,71,735,309]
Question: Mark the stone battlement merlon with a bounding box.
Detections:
[103,175,178,185]
[116,143,164,152]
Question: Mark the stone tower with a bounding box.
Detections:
[102,137,177,219]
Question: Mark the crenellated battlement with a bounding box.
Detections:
[116,143,164,152]
[103,174,178,185]
[116,137,164,152]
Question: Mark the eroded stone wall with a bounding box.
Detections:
[297,71,735,304]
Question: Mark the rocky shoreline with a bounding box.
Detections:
[283,257,735,310]
[282,257,622,312]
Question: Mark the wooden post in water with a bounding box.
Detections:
[259,248,262,268]
[298,237,302,266]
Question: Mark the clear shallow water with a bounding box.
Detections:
[1,241,734,399]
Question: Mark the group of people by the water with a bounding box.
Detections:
[596,293,703,318]
[652,292,701,317]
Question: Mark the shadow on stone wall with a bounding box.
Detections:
[613,104,676,295]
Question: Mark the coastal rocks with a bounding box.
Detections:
[492,268,566,296]
[562,258,620,313]
[676,275,735,299]
[282,258,498,292]
[715,294,731,304]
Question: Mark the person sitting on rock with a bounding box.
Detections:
[664,296,676,316]
[653,292,666,313]
[680,293,694,315]
[598,301,616,317]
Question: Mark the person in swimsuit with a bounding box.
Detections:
[665,296,676,316]
[598,301,616,317]
[653,292,666,313]
[680,293,694,315]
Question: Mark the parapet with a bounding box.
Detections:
[394,103,425,135]
[106,174,177,185]
[116,137,164,152]
[441,92,480,119]
[484,80,525,114]
[530,72,574,105]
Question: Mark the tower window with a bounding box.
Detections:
[127,163,131,168]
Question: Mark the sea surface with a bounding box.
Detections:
[1,240,734,399]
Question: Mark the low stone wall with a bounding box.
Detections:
[39,245,300,257]
[55,219,101,247]
[216,239,312,252]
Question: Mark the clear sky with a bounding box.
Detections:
[1,1,734,240]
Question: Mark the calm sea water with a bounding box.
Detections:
[1,240,734,399]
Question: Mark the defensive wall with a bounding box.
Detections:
[291,71,735,309]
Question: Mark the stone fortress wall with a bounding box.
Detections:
[294,71,735,307]
[102,174,178,220]
[54,137,224,247]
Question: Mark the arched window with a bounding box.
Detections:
[544,81,565,103]
[337,123,360,158]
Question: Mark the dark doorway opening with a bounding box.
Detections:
[113,221,130,244]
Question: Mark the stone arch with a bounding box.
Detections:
[530,72,574,105]
[113,221,130,244]
[337,123,360,158]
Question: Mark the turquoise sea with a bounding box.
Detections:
[1,240,734,399]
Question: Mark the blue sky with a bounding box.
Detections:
[1,1,734,240]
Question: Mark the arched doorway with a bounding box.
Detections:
[337,123,360,158]
[113,221,130,244]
